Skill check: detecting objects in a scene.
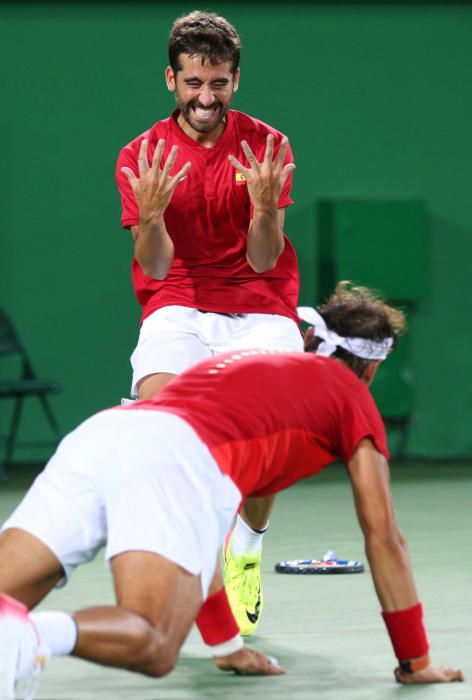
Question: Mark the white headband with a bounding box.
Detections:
[297,306,393,361]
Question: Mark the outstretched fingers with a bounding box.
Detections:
[279,161,296,189]
[229,135,292,180]
[120,166,138,191]
[273,136,289,170]
[263,133,274,165]
[138,138,151,174]
[160,144,179,181]
[121,138,153,191]
[150,138,164,173]
[241,140,260,171]
[168,161,192,189]
[150,140,189,188]
[228,154,250,180]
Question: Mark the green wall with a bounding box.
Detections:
[1,2,471,460]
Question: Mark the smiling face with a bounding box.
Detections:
[166,53,240,142]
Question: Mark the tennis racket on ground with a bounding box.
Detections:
[275,551,365,574]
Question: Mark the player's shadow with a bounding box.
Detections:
[178,643,440,699]
[178,644,342,699]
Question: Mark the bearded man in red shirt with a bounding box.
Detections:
[116,10,302,635]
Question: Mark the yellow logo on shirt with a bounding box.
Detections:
[235,172,247,184]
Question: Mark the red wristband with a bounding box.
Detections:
[381,602,429,661]
[196,588,240,646]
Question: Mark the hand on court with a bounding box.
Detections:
[214,646,285,675]
[394,664,464,684]
[228,134,295,213]
[121,138,191,221]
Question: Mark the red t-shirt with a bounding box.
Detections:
[124,351,389,498]
[116,110,300,324]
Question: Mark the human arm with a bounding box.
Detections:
[347,439,463,683]
[196,565,284,676]
[247,207,287,273]
[121,138,191,279]
[229,135,295,273]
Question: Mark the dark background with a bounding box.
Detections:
[1,2,471,460]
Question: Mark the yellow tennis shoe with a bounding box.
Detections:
[224,533,263,636]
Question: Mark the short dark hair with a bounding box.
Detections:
[305,281,407,378]
[168,10,241,75]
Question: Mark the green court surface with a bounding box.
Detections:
[1,462,470,699]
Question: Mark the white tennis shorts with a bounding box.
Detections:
[130,306,303,397]
[1,410,241,598]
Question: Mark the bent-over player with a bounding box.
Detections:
[0,283,463,699]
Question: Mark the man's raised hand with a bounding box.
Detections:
[228,134,295,213]
[121,138,191,223]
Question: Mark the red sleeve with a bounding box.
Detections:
[115,139,145,229]
[338,391,390,465]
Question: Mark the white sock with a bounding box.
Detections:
[16,617,43,679]
[231,514,269,556]
[30,611,78,657]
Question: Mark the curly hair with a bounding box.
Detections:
[305,281,407,377]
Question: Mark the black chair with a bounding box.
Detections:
[0,309,62,476]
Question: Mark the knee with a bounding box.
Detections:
[142,641,178,679]
[127,617,178,678]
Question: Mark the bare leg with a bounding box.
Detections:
[240,494,276,531]
[137,372,176,400]
[73,551,203,677]
[0,529,64,608]
[206,560,224,597]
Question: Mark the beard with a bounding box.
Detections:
[176,96,231,134]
